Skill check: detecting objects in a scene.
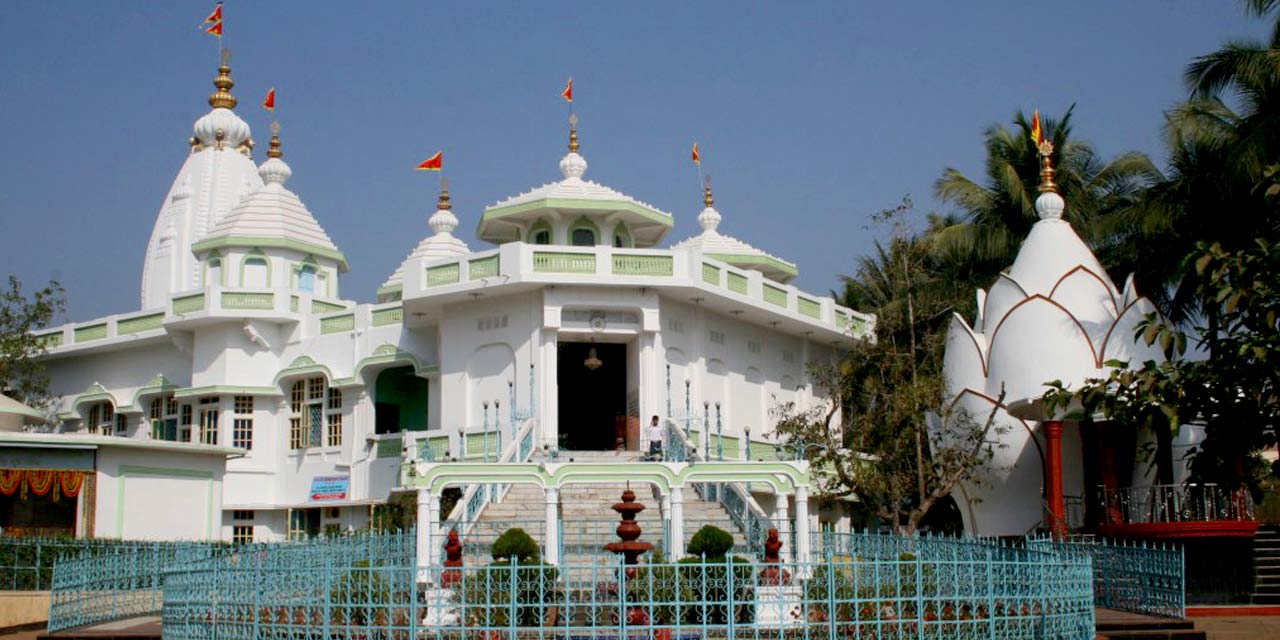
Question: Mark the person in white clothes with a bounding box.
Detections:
[645,415,664,460]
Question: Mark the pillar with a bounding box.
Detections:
[794,486,810,566]
[1044,420,1066,539]
[416,488,436,583]
[670,487,685,559]
[776,495,792,563]
[544,487,560,565]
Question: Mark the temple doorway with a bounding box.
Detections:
[557,341,627,450]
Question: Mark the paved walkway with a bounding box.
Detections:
[1189,615,1280,639]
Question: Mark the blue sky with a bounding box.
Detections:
[0,1,1266,322]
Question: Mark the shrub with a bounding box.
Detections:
[491,528,539,562]
[329,560,391,626]
[687,525,734,559]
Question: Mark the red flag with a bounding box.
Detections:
[691,143,701,165]
[203,3,223,25]
[263,88,276,112]
[415,151,443,171]
[1030,110,1043,147]
[562,77,573,103]
[205,21,223,36]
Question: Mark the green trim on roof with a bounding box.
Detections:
[191,236,349,272]
[481,198,674,229]
[173,385,280,399]
[705,252,799,278]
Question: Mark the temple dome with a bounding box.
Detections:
[670,183,798,283]
[381,188,471,301]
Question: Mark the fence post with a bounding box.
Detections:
[726,554,736,640]
[826,556,837,640]
[986,548,996,639]
[509,556,517,640]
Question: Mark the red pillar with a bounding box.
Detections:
[1043,420,1067,539]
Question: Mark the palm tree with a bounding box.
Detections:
[927,107,1159,297]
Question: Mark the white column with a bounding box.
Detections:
[670,487,685,559]
[776,495,792,563]
[794,486,810,567]
[540,328,559,449]
[416,488,435,583]
[544,487,560,566]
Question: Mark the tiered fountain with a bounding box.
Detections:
[604,484,654,625]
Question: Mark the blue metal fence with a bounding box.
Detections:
[1028,536,1185,618]
[0,537,167,591]
[155,530,1097,640]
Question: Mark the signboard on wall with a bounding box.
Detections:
[309,475,349,501]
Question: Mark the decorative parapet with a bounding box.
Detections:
[172,293,206,314]
[116,313,164,335]
[468,256,499,280]
[727,271,749,295]
[73,324,108,343]
[797,296,821,319]
[701,263,721,286]
[612,254,673,276]
[375,437,403,459]
[221,292,273,310]
[426,263,461,287]
[35,331,63,348]
[320,313,355,335]
[311,299,344,314]
[371,306,402,327]
[533,251,595,274]
[762,284,788,307]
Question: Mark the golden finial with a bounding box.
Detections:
[266,121,283,159]
[703,176,714,208]
[568,113,580,153]
[1037,139,1057,194]
[438,177,452,210]
[208,49,237,110]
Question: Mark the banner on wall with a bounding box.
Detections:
[309,475,349,502]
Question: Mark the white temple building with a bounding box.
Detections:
[11,58,873,547]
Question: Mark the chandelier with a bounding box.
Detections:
[584,341,603,370]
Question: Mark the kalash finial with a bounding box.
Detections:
[209,49,237,110]
[437,177,453,210]
[703,176,714,208]
[266,121,283,159]
[1037,138,1057,194]
[568,113,580,153]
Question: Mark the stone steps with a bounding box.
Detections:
[1253,526,1280,604]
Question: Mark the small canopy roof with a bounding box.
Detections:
[671,183,798,283]
[0,393,44,432]
[476,127,673,246]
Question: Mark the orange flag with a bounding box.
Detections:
[1030,110,1043,147]
[203,2,223,36]
[562,77,573,103]
[263,88,276,111]
[203,3,223,25]
[691,143,701,165]
[415,151,443,171]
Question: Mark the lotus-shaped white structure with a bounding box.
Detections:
[937,188,1189,536]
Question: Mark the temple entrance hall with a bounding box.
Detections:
[557,341,628,450]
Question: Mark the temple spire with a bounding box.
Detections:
[208,49,237,110]
[1037,138,1057,194]
[568,113,580,153]
[266,121,283,158]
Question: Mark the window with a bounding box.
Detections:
[571,228,595,246]
[242,256,269,288]
[288,509,320,541]
[86,402,114,436]
[180,404,193,442]
[614,235,626,248]
[290,378,342,450]
[150,395,179,441]
[297,265,317,293]
[532,230,551,245]
[232,525,254,545]
[115,414,129,436]
[233,510,254,521]
[232,395,253,450]
[198,396,219,445]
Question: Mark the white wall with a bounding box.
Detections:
[95,447,226,541]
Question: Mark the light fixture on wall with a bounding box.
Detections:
[584,340,603,371]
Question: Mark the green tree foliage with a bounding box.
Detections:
[0,276,65,408]
[686,524,734,559]
[1044,240,1280,492]
[774,200,1004,535]
[491,527,539,563]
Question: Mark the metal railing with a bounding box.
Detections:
[1099,483,1255,525]
[439,418,538,537]
[0,537,194,591]
[158,530,1097,640]
[1028,536,1184,619]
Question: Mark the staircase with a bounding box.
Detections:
[475,450,750,560]
[1253,525,1280,604]
[1094,609,1206,640]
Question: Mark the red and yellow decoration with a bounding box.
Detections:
[1030,109,1043,148]
[262,87,276,112]
[562,77,574,103]
[415,151,443,171]
[203,3,223,37]
[691,142,701,166]
[0,469,87,501]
